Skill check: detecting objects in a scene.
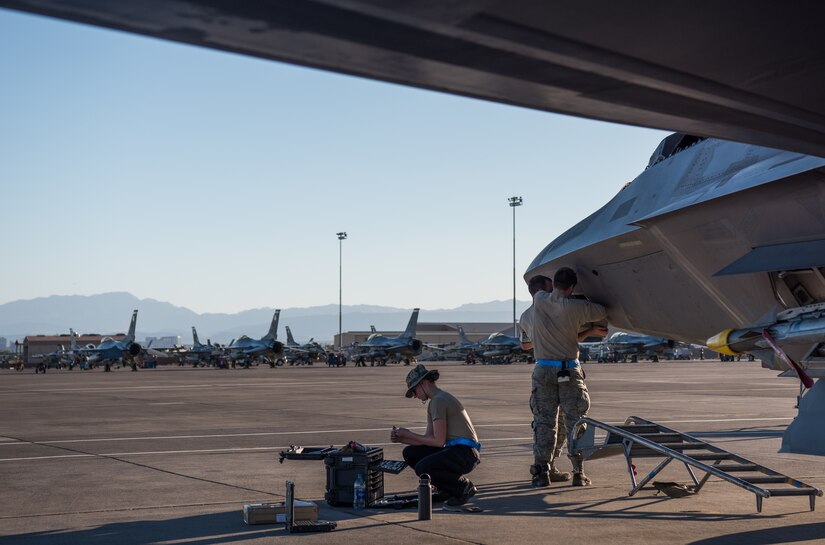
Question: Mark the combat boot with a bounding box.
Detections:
[549,461,572,482]
[530,463,550,487]
[572,472,592,486]
[570,455,591,486]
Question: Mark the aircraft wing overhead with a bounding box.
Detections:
[4,2,825,156]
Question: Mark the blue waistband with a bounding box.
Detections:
[536,359,579,368]
[445,437,482,451]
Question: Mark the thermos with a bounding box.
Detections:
[418,473,432,520]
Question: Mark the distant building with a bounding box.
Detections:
[0,337,6,350]
[334,322,512,349]
[144,336,181,349]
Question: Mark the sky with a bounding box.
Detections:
[0,8,669,315]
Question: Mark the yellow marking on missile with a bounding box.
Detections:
[707,328,739,355]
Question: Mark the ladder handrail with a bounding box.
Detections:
[571,416,770,498]
[622,416,822,494]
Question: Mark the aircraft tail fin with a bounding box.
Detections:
[286,326,296,345]
[262,310,281,341]
[401,308,420,338]
[70,328,77,351]
[192,326,203,347]
[457,324,471,343]
[125,310,138,343]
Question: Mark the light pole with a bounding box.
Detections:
[508,196,523,337]
[337,232,347,349]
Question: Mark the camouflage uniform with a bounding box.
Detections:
[525,285,605,486]
[530,364,590,472]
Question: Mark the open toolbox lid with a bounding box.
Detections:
[279,445,339,463]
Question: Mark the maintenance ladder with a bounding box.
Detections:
[571,416,822,512]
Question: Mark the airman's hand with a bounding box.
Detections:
[391,426,410,443]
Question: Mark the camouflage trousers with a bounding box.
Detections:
[530,363,590,465]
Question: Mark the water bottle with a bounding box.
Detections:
[353,473,366,510]
[417,473,432,520]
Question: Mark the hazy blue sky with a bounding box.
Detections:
[0,8,669,314]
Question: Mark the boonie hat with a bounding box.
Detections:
[405,364,439,398]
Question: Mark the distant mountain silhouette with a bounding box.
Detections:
[0,292,530,345]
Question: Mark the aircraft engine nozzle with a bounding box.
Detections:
[127,342,142,356]
[411,339,423,351]
[272,341,284,354]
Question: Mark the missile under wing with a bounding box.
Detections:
[525,134,825,454]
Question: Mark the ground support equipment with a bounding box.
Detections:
[570,415,822,512]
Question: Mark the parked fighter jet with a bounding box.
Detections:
[441,324,485,361]
[32,329,80,368]
[525,133,825,454]
[454,325,483,352]
[225,310,285,368]
[80,310,159,371]
[180,326,224,366]
[479,331,531,364]
[283,326,326,365]
[603,332,676,362]
[354,309,422,365]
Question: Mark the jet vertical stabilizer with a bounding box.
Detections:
[401,308,420,338]
[286,326,297,346]
[262,310,281,341]
[192,326,204,348]
[125,309,138,343]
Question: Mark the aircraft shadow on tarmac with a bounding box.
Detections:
[687,522,825,545]
[0,479,811,545]
[0,511,284,545]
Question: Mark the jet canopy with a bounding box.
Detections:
[647,133,705,168]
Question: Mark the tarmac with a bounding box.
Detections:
[1,360,823,545]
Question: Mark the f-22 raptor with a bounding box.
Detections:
[526,133,825,454]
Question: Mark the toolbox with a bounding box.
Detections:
[280,445,386,507]
[243,500,319,525]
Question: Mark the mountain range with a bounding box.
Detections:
[0,292,531,345]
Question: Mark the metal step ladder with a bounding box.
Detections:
[570,416,822,512]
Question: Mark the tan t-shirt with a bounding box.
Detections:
[530,290,607,360]
[427,389,478,444]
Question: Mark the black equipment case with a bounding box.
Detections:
[280,445,385,507]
